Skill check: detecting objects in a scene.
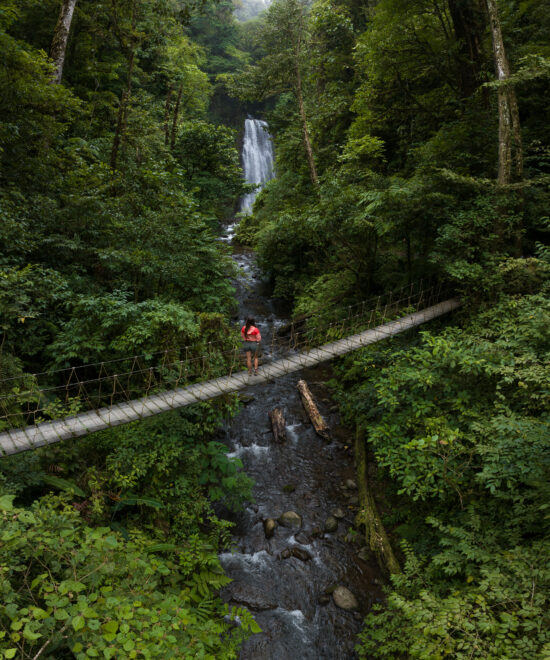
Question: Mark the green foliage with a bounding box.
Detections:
[174,121,246,217]
[0,494,255,659]
[335,284,550,657]
[0,4,259,657]
[358,536,550,659]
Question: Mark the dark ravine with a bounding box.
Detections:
[217,245,385,659]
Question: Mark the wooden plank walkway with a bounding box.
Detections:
[0,299,461,456]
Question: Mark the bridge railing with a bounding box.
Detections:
[0,280,453,436]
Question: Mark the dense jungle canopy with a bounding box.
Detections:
[0,0,549,657]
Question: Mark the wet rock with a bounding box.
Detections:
[229,584,277,611]
[291,547,312,561]
[324,516,338,533]
[239,394,256,405]
[278,511,302,529]
[348,495,359,506]
[311,526,323,538]
[263,518,277,539]
[345,479,358,490]
[318,594,331,605]
[332,508,345,519]
[294,531,309,545]
[280,548,291,559]
[357,547,370,561]
[333,586,359,611]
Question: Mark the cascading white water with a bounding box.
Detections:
[240,118,274,214]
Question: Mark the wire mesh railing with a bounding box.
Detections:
[0,280,454,439]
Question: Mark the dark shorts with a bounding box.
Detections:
[242,341,262,356]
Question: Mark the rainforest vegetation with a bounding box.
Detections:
[0,0,549,657]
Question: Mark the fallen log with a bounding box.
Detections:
[268,408,287,442]
[355,428,400,575]
[297,380,330,440]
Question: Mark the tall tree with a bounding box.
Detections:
[485,0,523,184]
[50,0,77,83]
[110,0,137,171]
[225,0,319,187]
[446,0,484,98]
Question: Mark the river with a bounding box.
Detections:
[216,119,384,659]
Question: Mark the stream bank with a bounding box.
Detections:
[217,246,385,659]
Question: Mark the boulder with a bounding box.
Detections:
[291,547,312,561]
[229,584,277,611]
[357,547,370,561]
[278,511,302,529]
[324,516,338,533]
[294,531,309,545]
[263,518,277,539]
[333,586,359,611]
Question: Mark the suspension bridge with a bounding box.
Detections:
[0,283,461,456]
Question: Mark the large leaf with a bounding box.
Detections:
[42,474,86,498]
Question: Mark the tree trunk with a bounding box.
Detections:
[110,49,135,171]
[269,408,287,442]
[485,0,523,183]
[297,380,329,440]
[446,0,484,98]
[164,87,173,146]
[170,84,183,151]
[355,428,400,574]
[50,0,78,84]
[294,54,319,188]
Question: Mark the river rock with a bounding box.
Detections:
[294,531,309,545]
[333,586,359,611]
[324,516,338,533]
[280,548,291,559]
[345,479,358,490]
[278,511,302,529]
[357,546,370,561]
[348,495,359,506]
[311,526,323,538]
[264,518,277,539]
[318,593,331,605]
[291,547,312,561]
[229,584,277,611]
[332,508,345,519]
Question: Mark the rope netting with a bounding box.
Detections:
[0,280,453,443]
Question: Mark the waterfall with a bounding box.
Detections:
[240,118,274,214]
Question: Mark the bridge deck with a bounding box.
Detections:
[0,299,461,456]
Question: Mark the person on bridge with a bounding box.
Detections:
[241,317,262,376]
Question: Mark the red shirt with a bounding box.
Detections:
[241,325,261,342]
